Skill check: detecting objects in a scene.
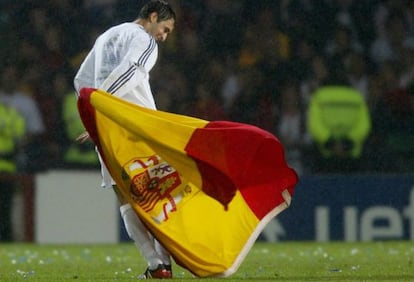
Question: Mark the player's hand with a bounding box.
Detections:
[76,131,90,143]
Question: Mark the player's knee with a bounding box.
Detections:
[120,204,143,241]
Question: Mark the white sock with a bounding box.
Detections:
[155,239,171,266]
[120,204,162,269]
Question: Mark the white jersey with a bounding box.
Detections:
[74,22,158,109]
[74,22,159,188]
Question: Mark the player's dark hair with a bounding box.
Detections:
[138,0,176,22]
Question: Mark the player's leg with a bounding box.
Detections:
[154,237,171,267]
[114,186,172,278]
[99,156,171,278]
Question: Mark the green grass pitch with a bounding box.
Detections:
[1,241,413,281]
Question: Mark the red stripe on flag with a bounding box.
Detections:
[77,88,99,145]
[185,121,298,218]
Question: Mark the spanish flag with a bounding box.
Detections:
[77,88,298,277]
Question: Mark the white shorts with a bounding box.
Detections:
[98,150,116,189]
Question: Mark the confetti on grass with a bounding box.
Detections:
[1,242,414,281]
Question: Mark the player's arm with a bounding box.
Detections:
[100,36,156,97]
[74,49,96,96]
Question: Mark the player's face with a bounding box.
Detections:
[149,13,175,42]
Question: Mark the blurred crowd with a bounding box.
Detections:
[1,0,414,175]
